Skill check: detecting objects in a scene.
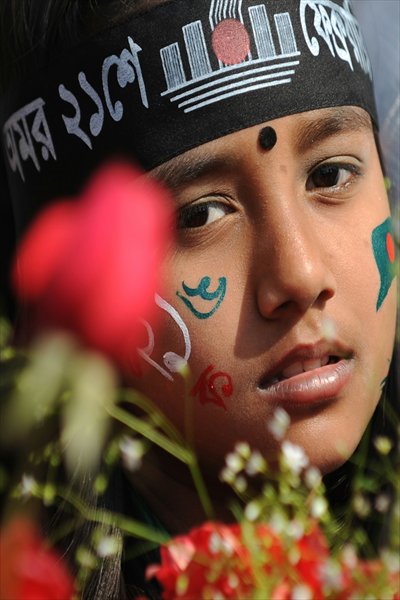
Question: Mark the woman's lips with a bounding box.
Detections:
[258,358,354,406]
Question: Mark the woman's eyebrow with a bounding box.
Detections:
[152,108,372,188]
[151,154,234,190]
[295,107,372,153]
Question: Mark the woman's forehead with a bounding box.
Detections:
[152,106,373,187]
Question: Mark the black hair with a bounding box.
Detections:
[0,6,169,599]
[0,2,398,599]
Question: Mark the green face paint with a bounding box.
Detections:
[372,217,396,311]
[176,276,226,319]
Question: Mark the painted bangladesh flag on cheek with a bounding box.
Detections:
[372,217,396,311]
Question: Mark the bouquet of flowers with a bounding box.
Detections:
[0,163,398,600]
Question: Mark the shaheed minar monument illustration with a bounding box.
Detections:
[160,0,300,112]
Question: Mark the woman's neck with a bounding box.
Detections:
[124,449,232,535]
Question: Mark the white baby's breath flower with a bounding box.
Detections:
[375,493,391,513]
[97,535,121,558]
[220,466,235,485]
[209,531,222,554]
[234,475,247,493]
[267,407,290,440]
[292,584,313,600]
[269,511,288,534]
[163,354,188,376]
[227,572,239,589]
[341,545,357,569]
[381,549,400,573]
[245,450,266,476]
[310,496,328,519]
[220,537,234,557]
[287,519,304,540]
[119,436,144,472]
[353,493,371,518]
[244,500,261,522]
[225,452,243,474]
[234,441,251,460]
[176,357,189,377]
[281,440,309,474]
[373,436,393,455]
[321,559,344,591]
[304,466,322,489]
[20,474,37,499]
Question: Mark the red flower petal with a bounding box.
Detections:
[0,517,75,600]
[13,202,75,300]
[294,522,329,594]
[13,162,173,368]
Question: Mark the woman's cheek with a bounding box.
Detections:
[128,266,236,415]
[357,216,397,406]
[371,217,396,312]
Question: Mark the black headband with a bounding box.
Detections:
[0,0,377,233]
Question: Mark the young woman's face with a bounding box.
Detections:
[132,106,397,475]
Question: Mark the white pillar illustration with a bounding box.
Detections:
[161,43,187,91]
[274,12,298,55]
[183,21,212,80]
[249,5,276,59]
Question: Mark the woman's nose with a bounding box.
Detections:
[255,211,337,319]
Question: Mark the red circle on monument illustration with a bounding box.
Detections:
[212,19,250,65]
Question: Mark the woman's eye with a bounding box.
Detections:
[307,164,359,190]
[178,200,233,229]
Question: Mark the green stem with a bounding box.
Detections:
[117,374,214,521]
[181,366,214,520]
[106,404,191,464]
[118,389,183,444]
[59,489,169,545]
[187,454,214,519]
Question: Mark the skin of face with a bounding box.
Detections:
[130,106,397,486]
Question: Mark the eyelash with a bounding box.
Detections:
[306,162,361,192]
[177,162,362,230]
[178,199,234,230]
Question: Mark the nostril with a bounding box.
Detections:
[279,300,292,311]
[317,288,336,304]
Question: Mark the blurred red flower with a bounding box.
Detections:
[13,162,173,368]
[338,558,400,600]
[0,517,75,600]
[146,521,305,599]
[147,522,256,599]
[293,522,329,597]
[147,520,399,600]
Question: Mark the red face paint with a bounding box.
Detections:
[386,231,395,263]
[191,365,233,410]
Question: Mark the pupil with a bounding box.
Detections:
[314,165,339,187]
[179,205,208,228]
